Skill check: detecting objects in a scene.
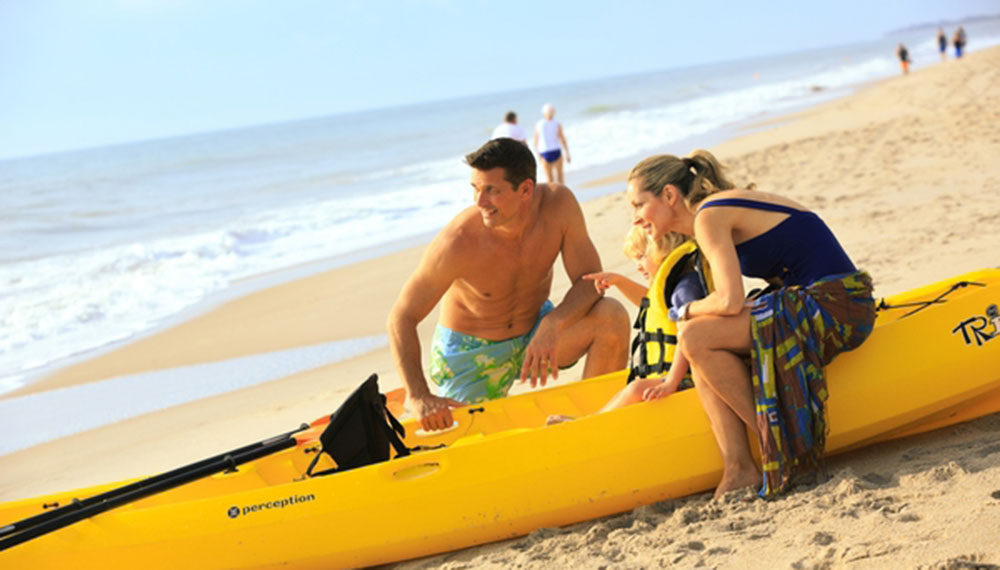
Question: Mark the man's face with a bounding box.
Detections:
[470,167,524,227]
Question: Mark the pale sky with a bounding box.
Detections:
[1,0,995,160]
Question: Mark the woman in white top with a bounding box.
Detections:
[533,103,571,184]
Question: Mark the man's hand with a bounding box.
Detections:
[521,317,559,388]
[408,392,465,432]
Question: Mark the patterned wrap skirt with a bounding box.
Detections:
[748,271,876,497]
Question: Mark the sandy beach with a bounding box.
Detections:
[3,45,1000,568]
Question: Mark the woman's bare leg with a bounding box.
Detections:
[692,366,760,497]
[680,309,761,497]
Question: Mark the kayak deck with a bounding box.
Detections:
[1,269,998,569]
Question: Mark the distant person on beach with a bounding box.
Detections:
[953,26,967,58]
[491,111,526,143]
[937,28,948,61]
[897,44,911,75]
[533,103,571,185]
[546,227,709,425]
[388,138,629,432]
[625,150,875,498]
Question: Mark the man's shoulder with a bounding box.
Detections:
[536,182,579,210]
[532,183,586,240]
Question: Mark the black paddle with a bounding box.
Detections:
[0,423,309,551]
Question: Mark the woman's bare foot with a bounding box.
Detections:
[545,414,575,426]
[713,463,761,499]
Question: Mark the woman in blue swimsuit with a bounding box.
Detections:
[626,150,875,498]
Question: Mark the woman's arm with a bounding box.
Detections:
[685,208,747,318]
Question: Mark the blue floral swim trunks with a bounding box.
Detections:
[429,300,554,403]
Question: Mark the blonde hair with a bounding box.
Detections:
[622,226,649,261]
[623,226,686,266]
[627,149,742,207]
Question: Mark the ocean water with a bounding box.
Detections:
[3,20,1000,397]
[0,336,388,455]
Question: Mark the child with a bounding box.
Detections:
[547,227,710,424]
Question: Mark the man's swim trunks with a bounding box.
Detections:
[429,300,554,403]
[540,149,562,163]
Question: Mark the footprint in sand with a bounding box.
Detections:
[812,531,836,546]
[861,472,892,487]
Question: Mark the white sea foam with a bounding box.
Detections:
[565,54,896,173]
[0,181,466,390]
[3,21,999,394]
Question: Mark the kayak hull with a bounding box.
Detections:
[2,269,999,569]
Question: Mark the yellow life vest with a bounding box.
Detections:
[627,240,714,383]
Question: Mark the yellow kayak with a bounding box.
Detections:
[2,269,999,569]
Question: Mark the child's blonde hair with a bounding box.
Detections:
[622,226,686,266]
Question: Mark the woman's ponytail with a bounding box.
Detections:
[628,149,744,207]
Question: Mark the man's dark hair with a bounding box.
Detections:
[504,111,517,123]
[464,138,537,188]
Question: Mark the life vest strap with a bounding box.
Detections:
[642,330,677,344]
[628,360,672,382]
[628,326,674,383]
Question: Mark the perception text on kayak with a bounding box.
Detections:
[227,494,316,519]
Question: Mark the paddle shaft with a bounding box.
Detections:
[0,424,306,551]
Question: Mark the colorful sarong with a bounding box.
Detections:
[748,271,875,497]
[429,300,554,403]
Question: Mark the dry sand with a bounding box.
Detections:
[3,46,1000,568]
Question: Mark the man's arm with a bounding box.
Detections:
[387,233,466,431]
[520,187,603,385]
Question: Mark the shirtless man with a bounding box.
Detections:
[388,138,630,431]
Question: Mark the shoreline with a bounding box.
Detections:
[2,44,1000,568]
[0,89,834,401]
[0,231,440,399]
[0,74,871,403]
